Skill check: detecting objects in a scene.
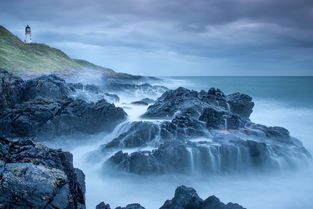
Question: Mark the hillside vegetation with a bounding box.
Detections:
[0,26,113,74]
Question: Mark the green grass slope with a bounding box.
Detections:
[0,25,113,74]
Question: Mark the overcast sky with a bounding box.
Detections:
[1,0,313,75]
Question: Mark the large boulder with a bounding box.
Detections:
[0,97,127,138]
[142,87,253,121]
[96,202,111,209]
[160,186,245,209]
[142,87,204,119]
[227,93,254,119]
[0,137,85,208]
[0,69,127,138]
[0,69,26,109]
[116,204,145,209]
[24,74,73,101]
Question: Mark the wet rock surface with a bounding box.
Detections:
[0,69,26,109]
[105,82,168,97]
[160,186,245,209]
[0,137,85,208]
[96,202,145,209]
[131,98,155,106]
[95,186,245,209]
[99,87,311,174]
[142,87,247,119]
[0,69,127,138]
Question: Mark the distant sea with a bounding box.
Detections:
[164,76,313,108]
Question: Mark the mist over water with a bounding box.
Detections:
[61,76,313,209]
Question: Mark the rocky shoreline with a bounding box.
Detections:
[0,69,311,208]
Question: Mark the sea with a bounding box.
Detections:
[67,76,313,209]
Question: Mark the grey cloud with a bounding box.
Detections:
[1,0,313,75]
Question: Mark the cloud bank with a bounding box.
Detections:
[1,0,313,75]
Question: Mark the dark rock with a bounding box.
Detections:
[253,124,289,138]
[95,202,145,209]
[105,121,160,149]
[24,74,73,101]
[199,107,244,130]
[131,98,155,105]
[200,195,245,209]
[160,185,202,209]
[160,185,246,209]
[106,134,311,175]
[0,97,127,138]
[96,202,111,209]
[116,203,145,209]
[96,186,244,209]
[0,68,26,109]
[140,98,155,104]
[85,84,100,93]
[142,87,204,119]
[227,93,254,119]
[0,137,85,208]
[102,116,207,151]
[105,93,120,102]
[107,141,195,174]
[131,101,149,106]
[142,87,253,124]
[0,69,127,138]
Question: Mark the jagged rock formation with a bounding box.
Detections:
[95,186,245,209]
[160,186,245,209]
[131,98,155,106]
[0,69,127,138]
[99,87,311,174]
[142,87,253,120]
[0,137,85,208]
[96,202,145,209]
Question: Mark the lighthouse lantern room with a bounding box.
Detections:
[25,25,32,43]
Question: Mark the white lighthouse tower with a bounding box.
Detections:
[24,25,32,43]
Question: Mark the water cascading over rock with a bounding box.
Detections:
[95,87,311,175]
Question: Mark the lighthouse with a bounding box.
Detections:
[25,25,32,43]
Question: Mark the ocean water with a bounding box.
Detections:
[69,76,313,209]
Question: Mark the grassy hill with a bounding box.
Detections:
[0,25,114,75]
